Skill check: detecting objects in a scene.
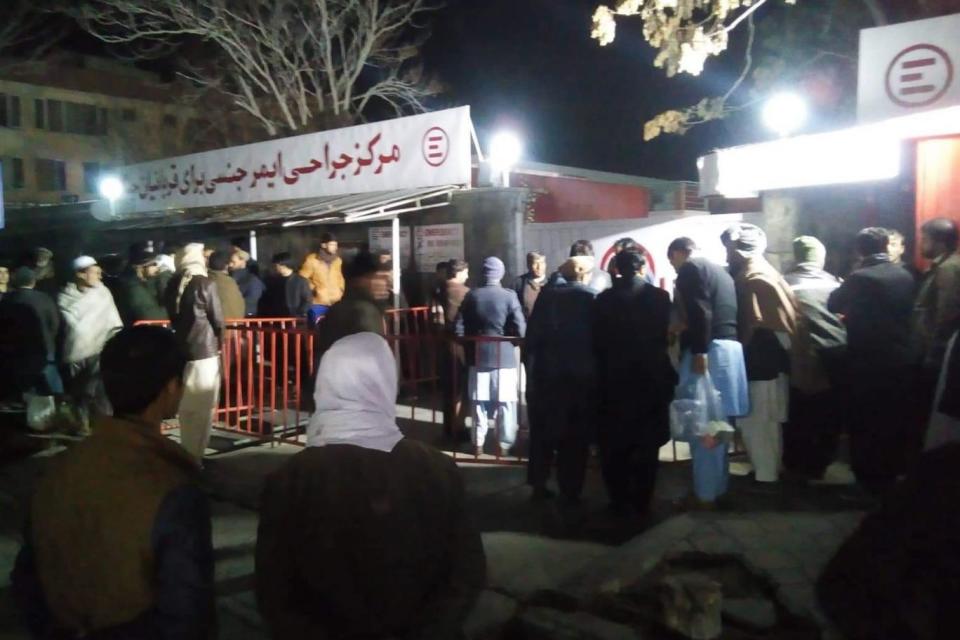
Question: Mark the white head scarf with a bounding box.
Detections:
[174,243,208,312]
[306,332,402,452]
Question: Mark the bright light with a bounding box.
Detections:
[489,131,522,171]
[98,175,125,201]
[762,92,808,137]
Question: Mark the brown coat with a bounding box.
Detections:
[256,439,486,639]
[736,257,798,344]
[209,271,245,320]
[299,253,345,306]
[915,251,960,369]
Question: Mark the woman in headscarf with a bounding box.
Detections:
[163,243,224,461]
[256,333,486,639]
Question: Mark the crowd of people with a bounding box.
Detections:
[7,217,960,639]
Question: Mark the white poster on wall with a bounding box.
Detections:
[368,226,412,264]
[97,107,473,218]
[414,223,464,272]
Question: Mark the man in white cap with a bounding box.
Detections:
[58,255,123,419]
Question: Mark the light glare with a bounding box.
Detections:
[762,93,808,137]
[98,175,125,201]
[489,132,522,171]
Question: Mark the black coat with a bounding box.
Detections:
[593,278,677,447]
[828,255,918,377]
[526,282,597,387]
[675,257,738,354]
[261,274,313,318]
[0,288,60,371]
[231,268,265,317]
[455,283,526,369]
[164,274,225,361]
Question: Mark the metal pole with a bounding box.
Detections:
[391,216,401,305]
[249,229,258,261]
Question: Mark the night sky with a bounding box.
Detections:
[422,0,753,180]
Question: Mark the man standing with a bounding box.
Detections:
[228,248,265,317]
[436,259,470,438]
[549,240,612,293]
[455,257,526,457]
[782,237,847,479]
[914,219,960,411]
[0,267,63,398]
[315,252,387,358]
[829,228,918,494]
[164,243,224,462]
[208,250,246,320]
[594,250,676,513]
[513,252,547,319]
[668,237,748,503]
[300,232,345,324]
[525,256,598,502]
[723,224,798,484]
[58,256,123,419]
[12,326,215,639]
[113,247,168,327]
[260,252,313,318]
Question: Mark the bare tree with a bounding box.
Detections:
[0,2,66,61]
[74,0,442,137]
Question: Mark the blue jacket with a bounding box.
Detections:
[455,283,526,369]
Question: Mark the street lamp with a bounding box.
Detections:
[98,175,125,218]
[489,131,522,187]
[762,92,808,138]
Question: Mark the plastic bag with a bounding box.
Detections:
[25,393,56,432]
[670,372,733,442]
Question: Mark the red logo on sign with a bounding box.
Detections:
[885,43,954,108]
[601,243,657,280]
[422,127,449,167]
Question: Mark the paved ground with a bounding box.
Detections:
[0,421,873,639]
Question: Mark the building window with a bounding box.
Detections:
[47,100,63,132]
[83,162,101,194]
[34,100,107,135]
[162,114,177,127]
[1,157,25,189]
[121,108,137,122]
[0,94,21,128]
[36,158,67,191]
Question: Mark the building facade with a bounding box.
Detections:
[0,53,256,206]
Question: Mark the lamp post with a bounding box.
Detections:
[489,131,522,187]
[98,175,125,217]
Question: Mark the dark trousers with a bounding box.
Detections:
[783,387,843,478]
[848,369,915,495]
[64,355,110,417]
[439,342,468,437]
[599,440,660,511]
[527,430,591,500]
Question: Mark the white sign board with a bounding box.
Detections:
[414,223,465,272]
[858,13,960,122]
[100,107,472,217]
[368,226,412,264]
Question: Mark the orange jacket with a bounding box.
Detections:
[299,253,345,306]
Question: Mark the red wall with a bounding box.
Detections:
[515,173,651,223]
[916,136,960,266]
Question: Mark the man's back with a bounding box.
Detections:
[0,289,59,361]
[315,288,385,357]
[829,259,917,371]
[210,271,246,320]
[526,283,596,380]
[594,279,672,371]
[20,416,211,636]
[675,256,738,353]
[457,285,526,368]
[256,439,485,639]
[164,274,224,360]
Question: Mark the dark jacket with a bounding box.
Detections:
[512,273,546,319]
[230,267,265,317]
[938,332,960,420]
[261,274,313,318]
[12,416,215,639]
[785,264,846,392]
[209,271,245,320]
[526,282,597,385]
[593,277,677,447]
[441,280,470,329]
[455,283,526,369]
[113,272,169,327]
[548,267,612,294]
[828,255,918,376]
[817,443,960,640]
[256,439,486,639]
[0,288,60,364]
[674,256,738,354]
[914,251,960,370]
[315,287,385,359]
[164,274,224,361]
